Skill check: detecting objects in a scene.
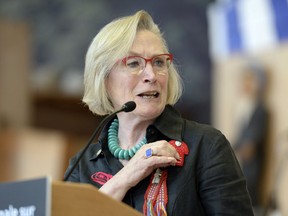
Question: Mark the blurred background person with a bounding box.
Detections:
[232,61,269,214]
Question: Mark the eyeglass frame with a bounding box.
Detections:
[121,53,173,74]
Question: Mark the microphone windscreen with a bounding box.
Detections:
[122,101,136,112]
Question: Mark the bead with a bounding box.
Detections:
[128,149,134,158]
[124,150,130,160]
[132,147,138,154]
[109,145,118,152]
[113,148,121,157]
[119,149,125,159]
[108,137,118,142]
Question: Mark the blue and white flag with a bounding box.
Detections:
[207,0,288,60]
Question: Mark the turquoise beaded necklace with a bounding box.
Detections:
[108,118,147,160]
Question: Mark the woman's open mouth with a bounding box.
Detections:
[138,91,159,99]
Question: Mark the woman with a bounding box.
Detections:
[65,10,253,215]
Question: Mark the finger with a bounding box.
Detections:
[146,155,177,168]
[155,143,180,159]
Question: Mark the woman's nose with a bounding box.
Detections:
[142,63,157,82]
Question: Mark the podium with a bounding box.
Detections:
[0,177,142,216]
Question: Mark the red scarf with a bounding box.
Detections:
[143,140,189,216]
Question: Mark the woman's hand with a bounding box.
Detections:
[123,140,180,186]
[99,140,179,200]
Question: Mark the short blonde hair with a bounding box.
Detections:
[83,10,183,115]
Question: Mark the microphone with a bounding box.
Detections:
[63,101,136,181]
[121,101,136,112]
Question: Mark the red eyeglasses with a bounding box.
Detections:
[121,54,173,74]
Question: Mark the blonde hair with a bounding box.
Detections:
[83,10,183,115]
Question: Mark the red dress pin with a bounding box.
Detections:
[169,140,189,166]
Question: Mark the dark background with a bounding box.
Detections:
[0,0,214,132]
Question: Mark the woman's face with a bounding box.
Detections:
[106,30,169,121]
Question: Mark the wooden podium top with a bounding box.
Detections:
[52,181,142,216]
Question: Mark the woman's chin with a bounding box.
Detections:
[136,106,164,118]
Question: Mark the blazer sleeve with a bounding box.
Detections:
[198,131,254,215]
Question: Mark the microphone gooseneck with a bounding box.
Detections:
[63,101,136,181]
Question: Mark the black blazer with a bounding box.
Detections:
[65,105,253,215]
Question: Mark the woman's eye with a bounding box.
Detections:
[126,59,140,68]
[153,58,165,67]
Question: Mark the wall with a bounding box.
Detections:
[0,21,32,128]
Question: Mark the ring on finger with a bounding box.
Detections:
[145,148,153,158]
